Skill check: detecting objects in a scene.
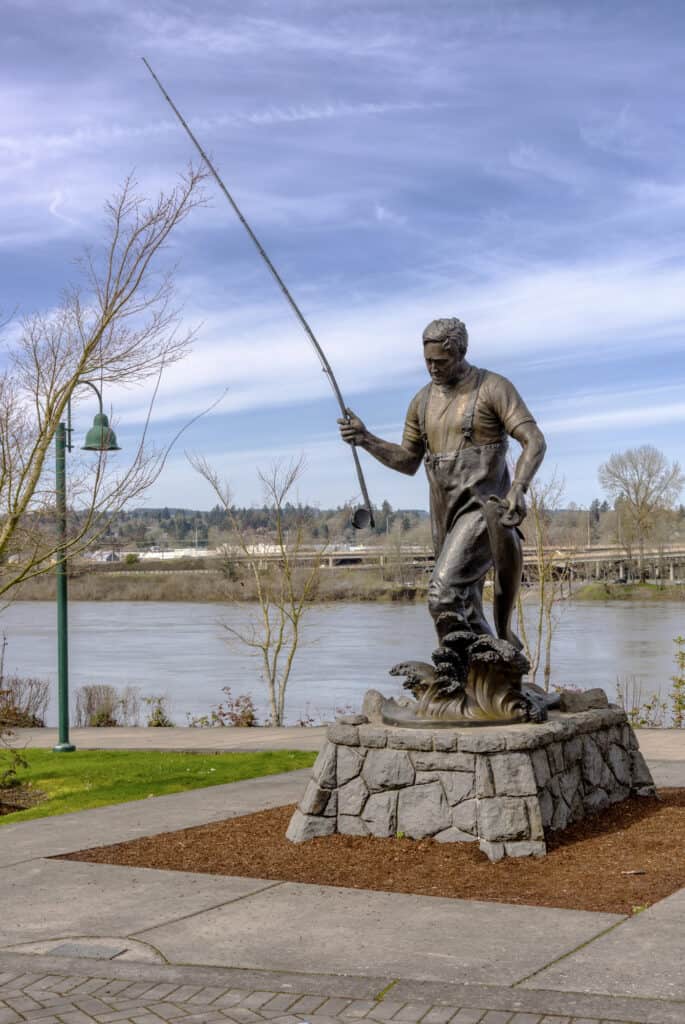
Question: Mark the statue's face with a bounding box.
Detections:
[423,341,464,386]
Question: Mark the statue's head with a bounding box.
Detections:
[422,318,469,357]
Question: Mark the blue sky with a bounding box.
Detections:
[2,0,685,512]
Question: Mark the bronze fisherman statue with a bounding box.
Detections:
[339,317,548,723]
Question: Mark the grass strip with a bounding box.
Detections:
[0,748,316,824]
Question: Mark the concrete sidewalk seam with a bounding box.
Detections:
[0,860,45,872]
[128,881,287,941]
[510,916,628,988]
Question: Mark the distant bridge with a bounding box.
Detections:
[99,541,685,584]
[223,543,685,582]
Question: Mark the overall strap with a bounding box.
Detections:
[417,383,432,453]
[461,368,485,444]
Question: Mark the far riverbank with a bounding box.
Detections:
[10,566,428,603]
[9,568,685,603]
[574,582,685,602]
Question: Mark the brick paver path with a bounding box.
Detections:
[1,965,682,1024]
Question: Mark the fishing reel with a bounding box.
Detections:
[351,506,374,530]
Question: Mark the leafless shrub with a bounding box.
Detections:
[75,684,118,727]
[0,676,49,727]
[186,687,257,728]
[143,695,174,727]
[0,635,49,728]
[615,675,668,728]
[0,730,27,789]
[117,686,142,726]
[74,683,142,727]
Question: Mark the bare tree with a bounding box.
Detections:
[190,455,321,726]
[599,445,684,577]
[382,519,410,587]
[516,472,570,690]
[0,167,208,598]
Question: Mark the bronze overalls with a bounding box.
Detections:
[418,369,511,640]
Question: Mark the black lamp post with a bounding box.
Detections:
[53,381,120,753]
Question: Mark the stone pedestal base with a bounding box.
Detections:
[286,708,656,861]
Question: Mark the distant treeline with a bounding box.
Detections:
[88,499,430,551]
[84,496,685,554]
[24,493,685,561]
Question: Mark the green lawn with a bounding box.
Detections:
[0,748,316,824]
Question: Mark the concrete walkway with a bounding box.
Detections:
[14,724,685,755]
[12,726,327,753]
[2,733,684,1024]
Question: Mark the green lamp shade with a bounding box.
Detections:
[81,412,121,452]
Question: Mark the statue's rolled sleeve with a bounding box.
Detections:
[402,394,424,449]
[481,373,537,438]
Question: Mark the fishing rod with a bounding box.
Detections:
[142,57,375,529]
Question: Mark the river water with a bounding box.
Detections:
[1,600,683,726]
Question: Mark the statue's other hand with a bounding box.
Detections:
[500,483,527,527]
[338,408,367,446]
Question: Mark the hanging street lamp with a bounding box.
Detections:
[53,381,120,753]
[82,412,121,453]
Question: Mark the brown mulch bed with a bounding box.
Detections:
[0,784,44,816]
[60,789,685,916]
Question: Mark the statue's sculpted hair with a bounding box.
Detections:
[422,318,468,356]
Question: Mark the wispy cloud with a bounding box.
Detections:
[579,105,647,159]
[374,203,407,227]
[507,144,590,190]
[47,190,80,226]
[102,247,685,433]
[629,179,685,209]
[129,11,409,61]
[545,402,685,434]
[237,99,432,127]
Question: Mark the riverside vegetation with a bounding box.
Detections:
[11,560,685,605]
[575,581,685,601]
[615,636,685,728]
[9,556,428,604]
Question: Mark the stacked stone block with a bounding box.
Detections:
[286,708,655,861]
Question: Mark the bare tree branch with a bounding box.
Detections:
[190,454,321,725]
[516,471,569,690]
[0,167,210,598]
